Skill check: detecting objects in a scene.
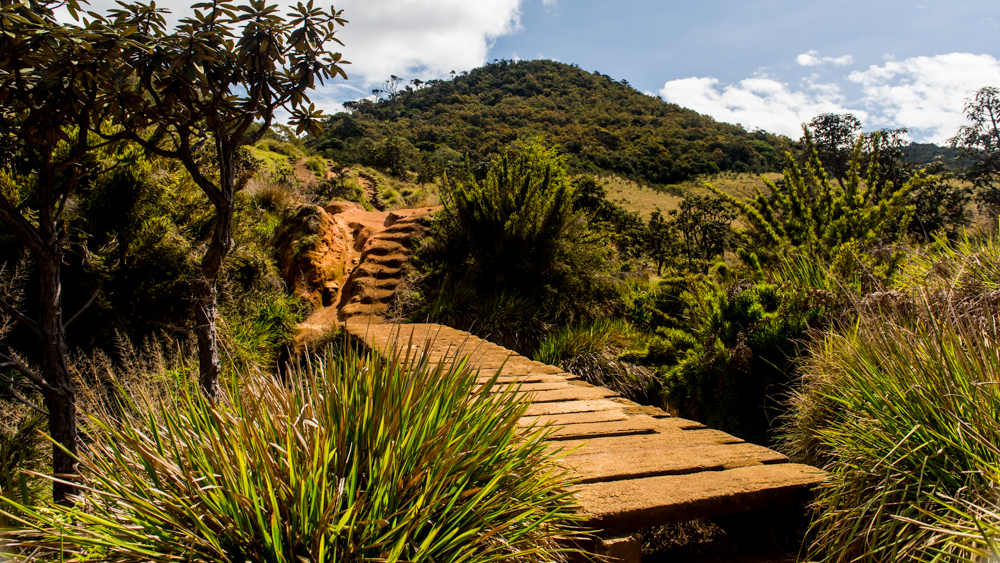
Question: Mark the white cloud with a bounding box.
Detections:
[61,0,525,90]
[848,53,1000,141]
[796,50,854,67]
[333,0,523,85]
[660,53,1000,143]
[659,76,859,137]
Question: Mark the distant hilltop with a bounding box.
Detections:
[312,59,793,186]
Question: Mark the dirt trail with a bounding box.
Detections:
[281,201,439,347]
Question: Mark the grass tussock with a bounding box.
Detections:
[536,319,657,404]
[784,299,1000,562]
[0,342,585,563]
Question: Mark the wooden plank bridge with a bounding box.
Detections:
[344,320,825,559]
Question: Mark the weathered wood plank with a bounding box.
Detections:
[574,464,826,533]
[344,320,826,536]
[554,442,787,483]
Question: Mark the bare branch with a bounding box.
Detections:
[2,383,48,416]
[0,349,56,395]
[63,280,102,329]
[0,296,40,337]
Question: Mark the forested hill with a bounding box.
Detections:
[311,59,794,185]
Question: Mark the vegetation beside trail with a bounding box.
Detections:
[2,0,1000,555]
[1,343,584,562]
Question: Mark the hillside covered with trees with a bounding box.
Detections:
[311,59,793,185]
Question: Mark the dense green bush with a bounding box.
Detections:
[627,275,828,444]
[536,318,657,403]
[414,139,614,352]
[785,301,1000,562]
[0,344,585,562]
[715,129,915,267]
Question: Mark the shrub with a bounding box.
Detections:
[304,155,326,179]
[628,275,828,444]
[784,303,1000,562]
[420,139,612,325]
[0,343,585,562]
[536,318,657,404]
[419,285,550,356]
[714,128,915,267]
[0,408,46,528]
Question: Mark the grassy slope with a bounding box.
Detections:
[594,172,781,218]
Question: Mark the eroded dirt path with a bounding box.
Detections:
[278,201,439,348]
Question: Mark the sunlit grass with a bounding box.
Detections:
[784,300,1000,562]
[0,342,586,562]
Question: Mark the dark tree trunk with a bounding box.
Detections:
[194,149,235,400]
[37,246,77,505]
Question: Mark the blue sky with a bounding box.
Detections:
[72,0,1000,142]
[325,0,1000,143]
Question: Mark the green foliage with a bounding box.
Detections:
[419,286,551,356]
[361,136,417,179]
[572,175,647,258]
[0,410,46,527]
[715,129,916,265]
[784,302,1000,562]
[246,145,298,186]
[951,86,1000,216]
[304,155,326,179]
[255,138,307,160]
[536,318,657,403]
[627,274,828,444]
[314,60,790,185]
[419,139,612,332]
[0,344,585,562]
[807,113,863,185]
[654,195,736,274]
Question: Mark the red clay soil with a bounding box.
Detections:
[282,202,440,346]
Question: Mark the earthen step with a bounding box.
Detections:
[573,464,826,533]
[340,302,388,317]
[351,265,404,279]
[356,289,399,305]
[361,243,409,257]
[373,231,421,245]
[348,277,402,292]
[363,255,408,268]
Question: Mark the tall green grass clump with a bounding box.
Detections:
[536,318,657,404]
[0,344,584,562]
[785,303,1000,562]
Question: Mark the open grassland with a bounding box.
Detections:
[595,172,781,219]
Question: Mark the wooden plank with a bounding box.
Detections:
[520,410,631,427]
[574,464,826,533]
[515,387,619,403]
[556,428,745,453]
[545,417,704,440]
[524,399,631,417]
[555,442,786,483]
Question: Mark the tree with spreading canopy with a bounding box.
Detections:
[0,0,153,504]
[117,0,348,398]
[951,86,1000,216]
